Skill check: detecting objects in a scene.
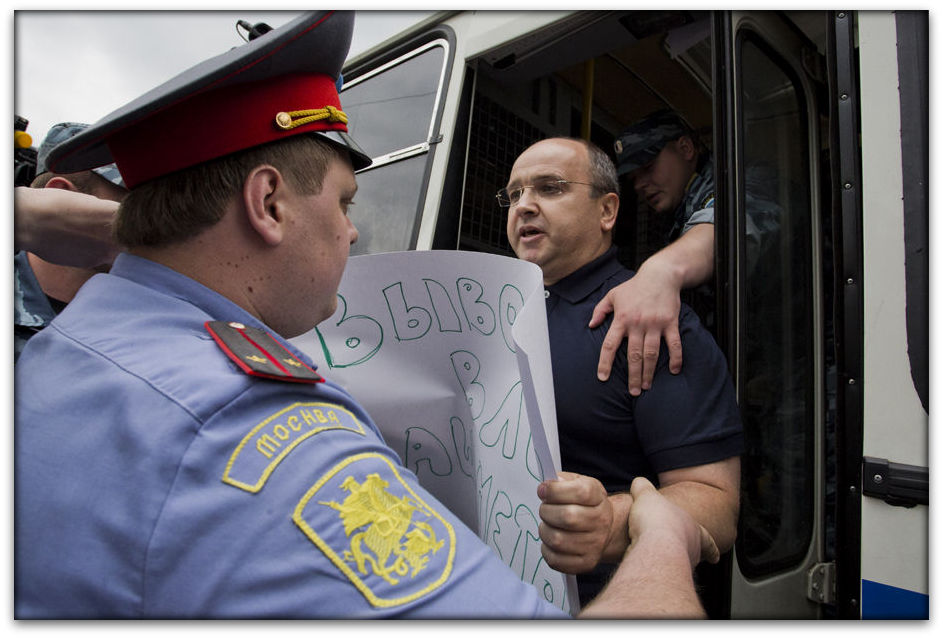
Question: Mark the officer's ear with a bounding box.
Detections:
[43,176,80,192]
[243,165,287,246]
[676,135,698,162]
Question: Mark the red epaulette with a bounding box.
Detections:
[206,320,324,384]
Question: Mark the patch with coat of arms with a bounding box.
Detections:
[293,452,456,608]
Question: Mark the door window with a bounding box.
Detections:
[341,39,449,255]
[735,33,817,578]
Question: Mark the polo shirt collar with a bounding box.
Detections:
[546,247,625,304]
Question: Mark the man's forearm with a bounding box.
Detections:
[638,222,715,290]
[580,518,705,618]
[659,480,738,554]
[14,186,119,268]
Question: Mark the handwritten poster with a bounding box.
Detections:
[290,250,577,614]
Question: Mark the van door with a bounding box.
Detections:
[851,10,929,619]
[715,11,831,619]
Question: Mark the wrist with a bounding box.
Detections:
[636,251,686,291]
[602,492,633,562]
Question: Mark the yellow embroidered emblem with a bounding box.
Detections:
[294,453,455,608]
[246,354,268,364]
[321,473,444,583]
[283,358,303,368]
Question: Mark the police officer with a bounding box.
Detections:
[589,110,717,397]
[615,110,714,241]
[14,122,128,361]
[15,11,715,619]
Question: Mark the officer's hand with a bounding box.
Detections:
[589,269,682,396]
[14,187,121,269]
[627,476,719,568]
[537,471,616,574]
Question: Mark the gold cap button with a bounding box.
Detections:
[274,112,292,130]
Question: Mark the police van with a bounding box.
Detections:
[337,10,929,619]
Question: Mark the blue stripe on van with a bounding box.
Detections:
[861,579,929,619]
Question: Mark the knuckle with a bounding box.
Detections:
[558,508,581,529]
[541,528,564,550]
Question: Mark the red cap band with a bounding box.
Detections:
[107,73,344,188]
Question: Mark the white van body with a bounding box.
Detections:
[340,10,929,619]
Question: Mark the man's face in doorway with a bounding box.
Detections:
[628,137,696,215]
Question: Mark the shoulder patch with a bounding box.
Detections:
[206,320,324,384]
[699,191,715,210]
[294,452,456,608]
[222,401,366,493]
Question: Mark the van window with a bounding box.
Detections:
[341,40,448,254]
[735,32,816,578]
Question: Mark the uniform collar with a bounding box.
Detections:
[546,247,626,304]
[687,158,713,194]
[683,170,699,194]
[670,158,714,238]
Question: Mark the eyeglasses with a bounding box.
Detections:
[495,178,598,208]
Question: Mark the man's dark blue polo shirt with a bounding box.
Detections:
[545,246,743,606]
[545,246,743,492]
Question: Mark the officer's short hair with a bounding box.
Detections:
[116,135,343,248]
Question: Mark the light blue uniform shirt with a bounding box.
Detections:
[670,159,715,240]
[14,253,568,619]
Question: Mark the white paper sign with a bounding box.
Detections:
[291,250,577,614]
